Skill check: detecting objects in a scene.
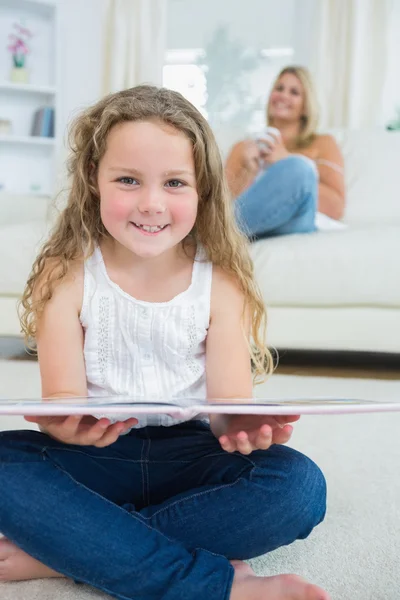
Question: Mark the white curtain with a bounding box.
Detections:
[102,0,167,94]
[311,0,392,129]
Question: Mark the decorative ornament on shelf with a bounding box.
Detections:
[386,106,400,131]
[0,119,12,135]
[7,22,33,84]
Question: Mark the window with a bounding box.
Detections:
[164,45,294,153]
[165,0,296,151]
[163,50,207,118]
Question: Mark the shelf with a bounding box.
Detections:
[0,0,58,197]
[0,82,56,95]
[0,0,56,16]
[0,190,51,198]
[0,135,55,146]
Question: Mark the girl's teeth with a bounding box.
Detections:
[135,224,165,233]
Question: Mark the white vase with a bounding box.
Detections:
[10,67,29,84]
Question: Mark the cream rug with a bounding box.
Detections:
[1,360,400,600]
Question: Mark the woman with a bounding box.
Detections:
[225,66,345,239]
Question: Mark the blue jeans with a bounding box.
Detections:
[235,156,318,239]
[0,421,326,600]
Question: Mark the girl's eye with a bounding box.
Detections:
[165,179,184,188]
[117,177,138,185]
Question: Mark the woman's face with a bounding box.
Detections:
[268,72,305,124]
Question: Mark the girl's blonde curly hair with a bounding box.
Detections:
[20,85,273,381]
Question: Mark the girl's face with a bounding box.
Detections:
[97,120,198,259]
[268,72,305,123]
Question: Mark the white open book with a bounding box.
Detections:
[0,396,399,417]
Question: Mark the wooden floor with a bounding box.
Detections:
[1,337,399,380]
[0,337,37,361]
[273,348,400,380]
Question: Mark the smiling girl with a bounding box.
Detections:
[0,85,328,600]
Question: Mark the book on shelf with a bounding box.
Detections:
[31,107,55,138]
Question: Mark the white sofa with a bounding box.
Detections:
[0,129,399,354]
[0,193,50,337]
[251,128,400,354]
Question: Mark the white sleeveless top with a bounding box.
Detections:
[79,246,213,428]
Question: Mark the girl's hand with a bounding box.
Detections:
[259,132,290,165]
[24,415,138,447]
[210,414,300,455]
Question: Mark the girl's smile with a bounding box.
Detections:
[130,222,170,235]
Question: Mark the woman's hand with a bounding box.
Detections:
[229,140,262,175]
[259,131,290,165]
[24,414,138,447]
[210,413,300,455]
[240,140,263,173]
[225,140,263,197]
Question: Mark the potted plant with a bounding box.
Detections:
[7,22,32,84]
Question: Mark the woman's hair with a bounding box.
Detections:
[20,85,273,381]
[267,65,319,148]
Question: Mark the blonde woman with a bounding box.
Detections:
[0,85,328,600]
[226,65,345,238]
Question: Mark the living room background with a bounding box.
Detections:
[39,0,400,173]
[0,0,399,349]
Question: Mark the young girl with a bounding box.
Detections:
[0,85,328,600]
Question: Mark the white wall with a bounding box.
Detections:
[292,0,319,66]
[380,0,400,126]
[167,0,296,49]
[55,0,108,180]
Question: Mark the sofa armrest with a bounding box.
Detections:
[0,192,51,227]
[0,220,49,296]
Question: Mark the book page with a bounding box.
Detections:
[0,396,399,416]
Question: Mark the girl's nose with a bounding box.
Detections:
[138,190,166,214]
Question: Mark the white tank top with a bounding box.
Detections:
[79,245,213,428]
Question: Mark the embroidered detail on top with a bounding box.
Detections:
[98,295,110,385]
[185,305,201,377]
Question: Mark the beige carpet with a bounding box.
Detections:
[1,360,400,600]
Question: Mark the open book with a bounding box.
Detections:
[0,396,399,417]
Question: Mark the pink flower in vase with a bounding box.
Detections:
[7,23,32,69]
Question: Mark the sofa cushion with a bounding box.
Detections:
[0,221,48,296]
[218,128,400,227]
[251,225,400,308]
[333,129,400,226]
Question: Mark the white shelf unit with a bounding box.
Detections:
[0,81,56,94]
[0,134,56,145]
[0,0,59,197]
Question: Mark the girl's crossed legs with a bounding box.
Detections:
[0,421,327,600]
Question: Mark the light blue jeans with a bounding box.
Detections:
[235,156,318,239]
[0,421,327,600]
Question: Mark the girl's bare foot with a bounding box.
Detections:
[230,560,256,576]
[0,539,330,598]
[230,562,330,600]
[0,538,64,582]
